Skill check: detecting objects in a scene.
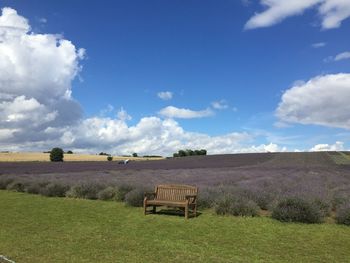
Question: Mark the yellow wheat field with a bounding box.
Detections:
[0,152,164,162]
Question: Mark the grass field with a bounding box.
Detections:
[0,152,163,162]
[1,191,350,263]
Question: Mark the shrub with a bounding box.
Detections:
[66,150,73,154]
[132,153,138,157]
[50,147,64,162]
[40,182,69,197]
[197,188,220,209]
[312,198,332,217]
[272,197,323,224]
[97,186,118,201]
[125,188,145,207]
[336,204,350,226]
[115,184,134,201]
[215,195,259,217]
[66,183,104,200]
[107,156,113,161]
[25,181,49,194]
[6,180,26,192]
[215,195,234,215]
[230,199,259,217]
[0,176,14,189]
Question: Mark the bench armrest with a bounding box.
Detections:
[185,194,197,203]
[144,192,156,200]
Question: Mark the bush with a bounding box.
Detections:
[272,197,323,223]
[50,147,64,162]
[97,186,118,200]
[312,198,332,217]
[66,150,73,154]
[132,153,138,157]
[197,188,219,209]
[115,184,134,201]
[125,188,145,207]
[25,181,49,194]
[336,204,350,226]
[66,183,104,200]
[6,180,26,192]
[40,182,69,197]
[215,195,259,217]
[230,199,259,217]
[107,156,113,161]
[0,176,14,189]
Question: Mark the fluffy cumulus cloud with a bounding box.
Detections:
[310,141,344,151]
[49,116,285,156]
[0,7,84,144]
[276,73,350,129]
[157,91,173,100]
[158,106,214,119]
[245,0,350,30]
[0,7,290,156]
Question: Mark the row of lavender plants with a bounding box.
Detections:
[0,175,349,225]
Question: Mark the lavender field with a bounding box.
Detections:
[1,152,350,206]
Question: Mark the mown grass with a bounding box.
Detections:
[1,191,350,263]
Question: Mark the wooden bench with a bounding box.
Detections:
[144,184,198,219]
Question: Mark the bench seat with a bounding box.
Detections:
[144,184,198,219]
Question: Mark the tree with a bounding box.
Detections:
[199,149,207,155]
[178,150,187,157]
[132,153,138,157]
[66,150,73,154]
[173,153,179,158]
[50,147,64,162]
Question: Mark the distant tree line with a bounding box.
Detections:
[173,149,207,157]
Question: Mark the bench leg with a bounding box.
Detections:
[194,205,197,217]
[185,205,189,219]
[153,206,156,213]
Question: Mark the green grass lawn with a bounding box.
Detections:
[1,191,350,263]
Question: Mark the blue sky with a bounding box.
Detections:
[0,0,350,155]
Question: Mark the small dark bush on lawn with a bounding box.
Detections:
[197,188,220,209]
[125,188,146,207]
[40,182,69,197]
[115,184,134,201]
[215,195,259,217]
[6,180,26,192]
[66,182,104,200]
[0,176,14,189]
[107,156,113,161]
[336,204,350,226]
[50,147,64,162]
[25,181,49,194]
[230,199,259,217]
[97,186,118,200]
[272,197,323,224]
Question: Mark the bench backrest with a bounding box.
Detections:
[155,184,197,202]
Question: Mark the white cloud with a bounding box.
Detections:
[310,141,344,151]
[276,73,350,129]
[158,106,214,119]
[117,107,132,121]
[0,7,291,156]
[334,51,350,61]
[211,100,229,110]
[245,0,350,30]
[157,91,173,100]
[312,42,326,48]
[0,7,84,144]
